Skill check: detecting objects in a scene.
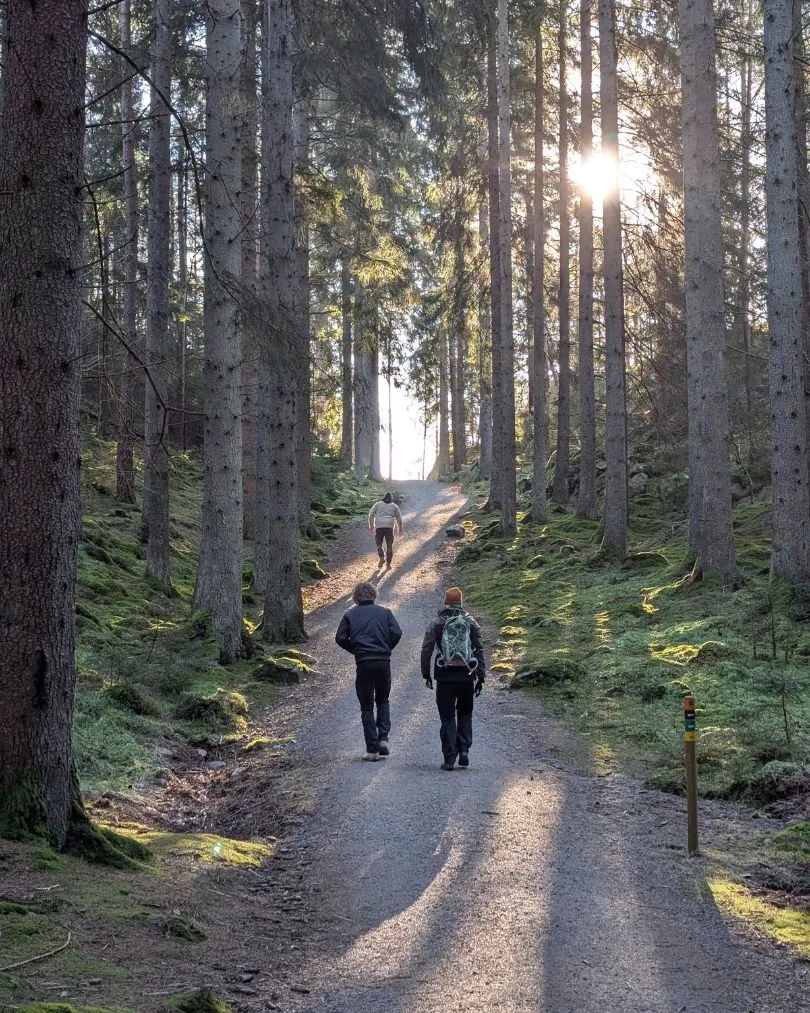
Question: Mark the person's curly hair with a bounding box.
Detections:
[352,581,378,604]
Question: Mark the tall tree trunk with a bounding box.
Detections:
[175,142,188,450]
[576,0,597,520]
[0,0,87,846]
[764,0,810,581]
[294,103,314,533]
[496,0,517,535]
[340,260,354,463]
[240,0,259,537]
[792,0,810,501]
[598,0,628,557]
[353,285,373,482]
[193,0,246,663]
[478,201,493,479]
[368,312,383,483]
[439,329,451,476]
[116,0,138,505]
[259,0,304,640]
[144,0,173,591]
[451,225,468,470]
[531,6,548,524]
[487,11,503,509]
[736,40,754,442]
[552,0,571,505]
[680,0,736,581]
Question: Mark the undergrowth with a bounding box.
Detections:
[457,485,810,805]
[74,437,378,794]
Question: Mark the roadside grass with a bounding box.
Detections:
[0,830,254,1009]
[74,437,378,794]
[707,873,810,958]
[457,490,810,802]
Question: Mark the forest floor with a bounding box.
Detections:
[2,480,810,1011]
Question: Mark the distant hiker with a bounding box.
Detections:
[421,587,486,771]
[368,492,403,569]
[336,581,402,761]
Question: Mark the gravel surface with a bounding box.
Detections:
[264,481,809,1012]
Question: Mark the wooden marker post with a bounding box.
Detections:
[683,694,699,856]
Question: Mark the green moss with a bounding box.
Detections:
[101,682,160,717]
[772,822,810,861]
[19,1005,136,1013]
[104,824,274,867]
[0,774,49,842]
[65,816,151,869]
[162,989,232,1013]
[173,689,249,733]
[709,874,810,956]
[163,914,206,941]
[301,558,329,580]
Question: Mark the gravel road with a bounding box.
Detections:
[267,481,809,1012]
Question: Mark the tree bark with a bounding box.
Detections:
[294,102,314,532]
[353,284,373,481]
[451,224,468,470]
[0,0,87,847]
[144,0,173,591]
[496,0,517,535]
[598,0,628,557]
[552,0,571,505]
[679,0,736,581]
[576,0,597,520]
[259,0,305,639]
[439,329,451,476]
[792,0,810,503]
[340,260,354,462]
[531,7,548,524]
[240,0,259,538]
[193,0,246,663]
[764,0,810,581]
[487,10,503,509]
[116,0,138,505]
[368,315,384,483]
[478,201,493,479]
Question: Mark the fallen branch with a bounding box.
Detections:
[0,932,72,972]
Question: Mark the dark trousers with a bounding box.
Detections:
[436,680,474,761]
[355,659,392,752]
[374,527,394,562]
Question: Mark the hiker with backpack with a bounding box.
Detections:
[367,492,404,569]
[420,587,486,771]
[336,581,402,761]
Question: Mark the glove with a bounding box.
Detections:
[474,678,485,697]
[424,676,434,690]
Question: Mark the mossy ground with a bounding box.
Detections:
[458,485,810,802]
[74,438,375,792]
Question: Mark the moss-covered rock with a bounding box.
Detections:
[301,558,329,580]
[102,682,160,717]
[162,990,232,1013]
[252,659,301,684]
[510,658,586,687]
[162,913,206,941]
[173,689,249,732]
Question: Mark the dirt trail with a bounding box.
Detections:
[254,481,809,1012]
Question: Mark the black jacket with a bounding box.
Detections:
[420,606,486,683]
[335,602,402,663]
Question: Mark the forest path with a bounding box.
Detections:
[257,480,808,1012]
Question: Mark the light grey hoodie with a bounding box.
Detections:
[368,499,403,532]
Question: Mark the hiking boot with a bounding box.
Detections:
[363,752,380,762]
[378,740,390,757]
[458,752,469,768]
[440,760,455,771]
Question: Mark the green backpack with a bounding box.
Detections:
[436,614,478,672]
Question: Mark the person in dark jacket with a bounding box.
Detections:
[336,581,402,761]
[421,587,486,771]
